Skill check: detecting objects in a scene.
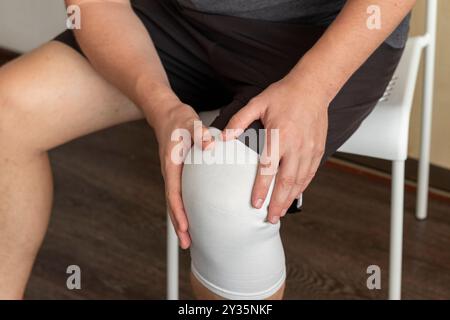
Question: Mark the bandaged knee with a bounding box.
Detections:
[182,128,286,300]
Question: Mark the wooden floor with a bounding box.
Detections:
[21,121,450,300]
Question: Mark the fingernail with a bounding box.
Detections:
[281,208,287,217]
[270,216,280,224]
[254,198,263,209]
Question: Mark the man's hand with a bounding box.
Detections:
[151,98,213,249]
[222,75,330,224]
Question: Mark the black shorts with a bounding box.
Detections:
[54,0,404,165]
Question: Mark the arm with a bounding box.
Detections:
[288,0,416,100]
[66,0,175,123]
[66,0,213,249]
[222,0,416,223]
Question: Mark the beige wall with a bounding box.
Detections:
[0,0,66,52]
[409,0,450,170]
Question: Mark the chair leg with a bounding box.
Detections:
[416,90,432,221]
[167,210,179,300]
[416,75,434,220]
[388,160,405,300]
[416,16,436,220]
[416,155,430,221]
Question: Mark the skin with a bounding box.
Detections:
[190,272,285,300]
[0,41,143,299]
[0,0,414,299]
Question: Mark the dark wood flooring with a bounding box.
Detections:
[23,121,450,300]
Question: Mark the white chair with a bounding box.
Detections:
[337,0,437,300]
[166,0,437,300]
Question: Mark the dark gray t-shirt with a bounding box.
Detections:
[177,0,410,48]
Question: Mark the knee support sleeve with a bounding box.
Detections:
[182,129,286,300]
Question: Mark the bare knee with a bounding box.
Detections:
[1,42,142,154]
[0,45,80,154]
[0,65,47,154]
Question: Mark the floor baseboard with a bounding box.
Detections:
[334,153,450,194]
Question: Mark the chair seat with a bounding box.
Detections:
[338,37,426,161]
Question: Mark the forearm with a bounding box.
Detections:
[66,0,178,124]
[287,0,416,102]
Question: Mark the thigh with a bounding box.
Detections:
[0,41,143,151]
[200,17,404,215]
[197,14,404,164]
[323,43,404,163]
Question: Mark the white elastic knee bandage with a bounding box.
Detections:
[182,129,286,300]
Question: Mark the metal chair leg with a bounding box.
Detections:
[416,0,437,221]
[389,160,405,300]
[167,211,179,300]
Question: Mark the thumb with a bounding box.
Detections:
[222,99,263,141]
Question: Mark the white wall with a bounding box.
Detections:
[0,0,67,52]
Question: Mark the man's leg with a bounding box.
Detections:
[190,273,285,300]
[0,41,144,299]
[182,134,286,300]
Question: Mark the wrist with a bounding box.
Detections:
[286,52,342,105]
[135,77,181,125]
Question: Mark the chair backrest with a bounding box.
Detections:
[423,0,438,111]
[380,0,438,101]
[425,0,438,47]
[337,1,439,160]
